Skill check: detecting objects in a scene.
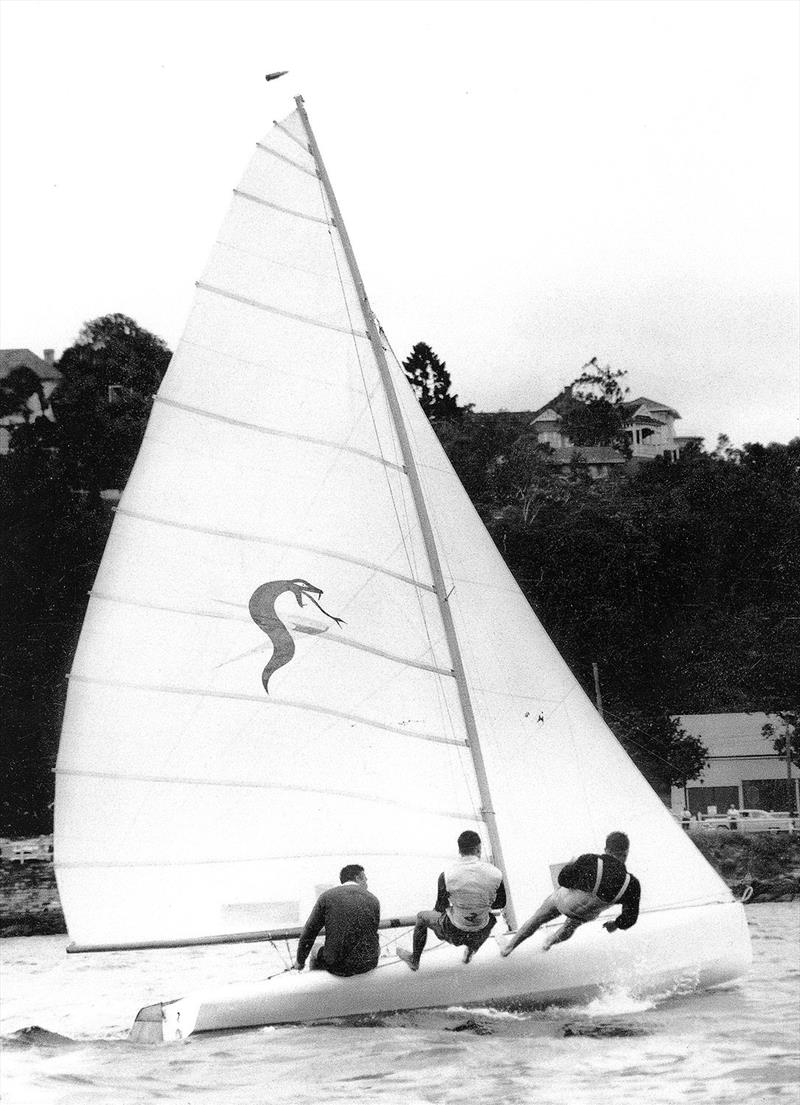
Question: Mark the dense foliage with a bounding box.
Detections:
[762,712,800,771]
[434,408,800,792]
[1,315,170,834]
[53,314,171,492]
[2,326,798,832]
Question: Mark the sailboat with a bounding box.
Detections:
[54,96,751,1042]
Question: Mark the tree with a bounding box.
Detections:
[402,342,470,422]
[0,364,46,422]
[762,712,800,769]
[762,712,799,816]
[606,709,708,800]
[558,358,631,455]
[0,442,113,835]
[52,313,171,491]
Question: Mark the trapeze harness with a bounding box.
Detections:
[558,856,631,922]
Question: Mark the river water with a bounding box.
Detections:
[1,903,798,1105]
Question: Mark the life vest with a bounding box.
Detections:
[443,856,503,931]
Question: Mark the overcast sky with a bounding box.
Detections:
[1,0,797,447]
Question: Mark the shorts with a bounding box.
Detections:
[552,887,608,923]
[433,911,496,950]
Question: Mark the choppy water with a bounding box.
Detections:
[1,903,798,1105]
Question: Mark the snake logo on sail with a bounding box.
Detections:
[249,579,344,694]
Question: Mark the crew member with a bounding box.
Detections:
[397,830,506,970]
[295,864,380,976]
[501,831,640,956]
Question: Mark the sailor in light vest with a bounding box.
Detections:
[398,830,506,970]
[501,830,641,956]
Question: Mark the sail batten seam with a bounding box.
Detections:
[115,507,436,593]
[196,281,369,339]
[255,142,318,178]
[55,766,477,821]
[233,188,329,225]
[273,120,311,153]
[176,337,370,397]
[55,847,464,871]
[66,673,465,746]
[88,590,454,678]
[154,395,406,472]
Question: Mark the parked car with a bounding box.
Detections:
[697,809,799,833]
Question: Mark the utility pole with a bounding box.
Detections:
[785,721,796,818]
[592,662,604,718]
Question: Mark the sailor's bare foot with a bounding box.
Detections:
[397,948,419,971]
[499,938,515,958]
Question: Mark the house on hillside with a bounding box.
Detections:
[527,391,703,478]
[669,713,799,816]
[0,348,61,454]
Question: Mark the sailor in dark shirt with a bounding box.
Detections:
[501,831,640,956]
[295,864,380,977]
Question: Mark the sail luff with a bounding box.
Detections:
[292,96,517,928]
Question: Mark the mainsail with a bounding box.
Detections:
[55,101,732,953]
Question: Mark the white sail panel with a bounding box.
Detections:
[118,403,429,580]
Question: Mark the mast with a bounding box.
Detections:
[294,96,516,929]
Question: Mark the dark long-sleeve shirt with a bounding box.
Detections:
[558,852,641,930]
[295,882,380,976]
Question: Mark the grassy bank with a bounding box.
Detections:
[1,832,798,938]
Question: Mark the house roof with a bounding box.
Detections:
[531,407,561,424]
[625,413,667,428]
[0,349,61,383]
[622,396,681,420]
[529,388,572,423]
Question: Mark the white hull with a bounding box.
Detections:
[130,901,751,1041]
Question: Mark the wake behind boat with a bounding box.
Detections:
[54,94,751,1040]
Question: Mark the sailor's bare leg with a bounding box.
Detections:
[397,910,440,970]
[500,897,561,957]
[541,916,583,950]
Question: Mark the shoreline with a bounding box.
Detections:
[1,832,798,939]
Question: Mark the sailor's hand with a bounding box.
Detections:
[603,921,617,934]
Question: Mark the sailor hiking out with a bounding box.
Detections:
[398,831,507,970]
[501,831,640,956]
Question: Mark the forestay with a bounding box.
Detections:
[55,106,730,951]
